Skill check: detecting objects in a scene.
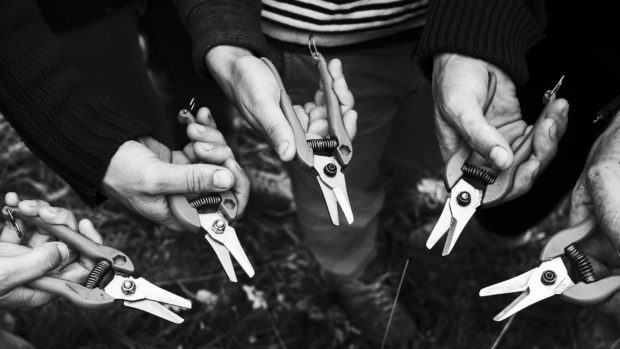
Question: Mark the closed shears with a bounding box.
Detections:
[2,206,192,324]
[427,74,565,255]
[260,35,354,226]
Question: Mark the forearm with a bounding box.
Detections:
[0,0,151,205]
[172,0,270,79]
[416,0,547,87]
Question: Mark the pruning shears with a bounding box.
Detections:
[2,206,192,324]
[169,104,255,283]
[260,35,353,226]
[480,216,620,321]
[427,74,565,255]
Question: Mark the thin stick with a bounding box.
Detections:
[380,259,410,349]
[490,314,516,349]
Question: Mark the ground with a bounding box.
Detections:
[0,116,618,349]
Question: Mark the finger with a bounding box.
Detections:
[17,200,50,217]
[307,119,328,139]
[38,206,77,231]
[55,261,92,285]
[0,242,70,289]
[78,219,103,244]
[193,142,235,165]
[4,192,19,206]
[496,120,527,148]
[312,92,324,109]
[0,287,56,308]
[183,143,197,163]
[150,162,235,194]
[585,159,620,251]
[343,109,358,140]
[294,105,310,133]
[434,113,463,160]
[246,93,296,161]
[531,99,569,168]
[195,107,217,128]
[187,123,227,145]
[328,58,354,112]
[224,159,251,216]
[569,174,592,226]
[0,224,22,244]
[506,159,542,201]
[171,150,191,165]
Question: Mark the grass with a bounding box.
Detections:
[1,114,617,349]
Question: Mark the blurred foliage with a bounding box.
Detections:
[0,114,618,349]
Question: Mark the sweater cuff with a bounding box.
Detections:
[176,0,270,79]
[416,0,546,87]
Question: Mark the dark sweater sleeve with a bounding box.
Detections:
[172,0,271,79]
[416,0,547,87]
[0,0,152,206]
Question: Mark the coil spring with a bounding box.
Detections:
[189,194,222,210]
[85,260,112,289]
[565,244,596,284]
[307,139,338,152]
[461,164,497,185]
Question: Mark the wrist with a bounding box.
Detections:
[205,45,253,78]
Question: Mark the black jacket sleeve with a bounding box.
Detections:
[0,0,152,206]
[172,0,271,79]
[416,0,547,87]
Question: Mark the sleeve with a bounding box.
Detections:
[0,0,152,206]
[415,0,547,87]
[172,0,271,79]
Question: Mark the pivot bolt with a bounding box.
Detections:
[212,219,226,234]
[121,280,136,295]
[456,191,471,206]
[323,163,338,177]
[541,270,557,285]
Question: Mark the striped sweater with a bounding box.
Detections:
[261,0,428,46]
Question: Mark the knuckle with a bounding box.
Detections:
[586,160,615,185]
[185,167,209,192]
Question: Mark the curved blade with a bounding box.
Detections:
[205,234,237,282]
[480,269,535,297]
[441,180,482,256]
[426,200,453,249]
[333,188,354,225]
[314,155,353,225]
[105,276,192,309]
[216,226,255,278]
[317,176,339,225]
[124,300,184,324]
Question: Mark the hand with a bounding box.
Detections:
[292,58,357,141]
[0,193,102,308]
[568,113,620,313]
[102,107,250,230]
[433,53,569,198]
[205,45,296,161]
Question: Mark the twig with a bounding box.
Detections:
[490,314,516,349]
[381,259,409,349]
[267,310,287,349]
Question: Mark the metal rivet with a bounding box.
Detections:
[121,280,136,295]
[212,219,226,234]
[456,191,471,206]
[541,270,557,285]
[323,163,337,177]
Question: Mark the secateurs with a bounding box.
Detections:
[2,206,192,323]
[480,217,620,321]
[260,36,353,226]
[427,74,565,255]
[169,104,254,283]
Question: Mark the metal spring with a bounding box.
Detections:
[85,260,112,289]
[307,139,338,152]
[565,244,596,283]
[461,164,497,185]
[189,194,222,210]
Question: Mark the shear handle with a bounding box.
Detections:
[312,52,353,167]
[444,72,498,189]
[29,276,115,309]
[540,217,597,260]
[6,207,134,274]
[261,57,314,170]
[562,276,620,305]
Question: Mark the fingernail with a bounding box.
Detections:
[213,170,233,189]
[199,143,214,152]
[489,146,510,168]
[56,243,70,261]
[192,124,206,132]
[277,141,290,157]
[548,121,558,141]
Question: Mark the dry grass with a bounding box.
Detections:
[0,115,615,348]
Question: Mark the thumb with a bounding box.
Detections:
[1,242,70,289]
[451,94,514,169]
[150,162,235,194]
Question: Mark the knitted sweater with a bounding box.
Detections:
[0,0,150,205]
